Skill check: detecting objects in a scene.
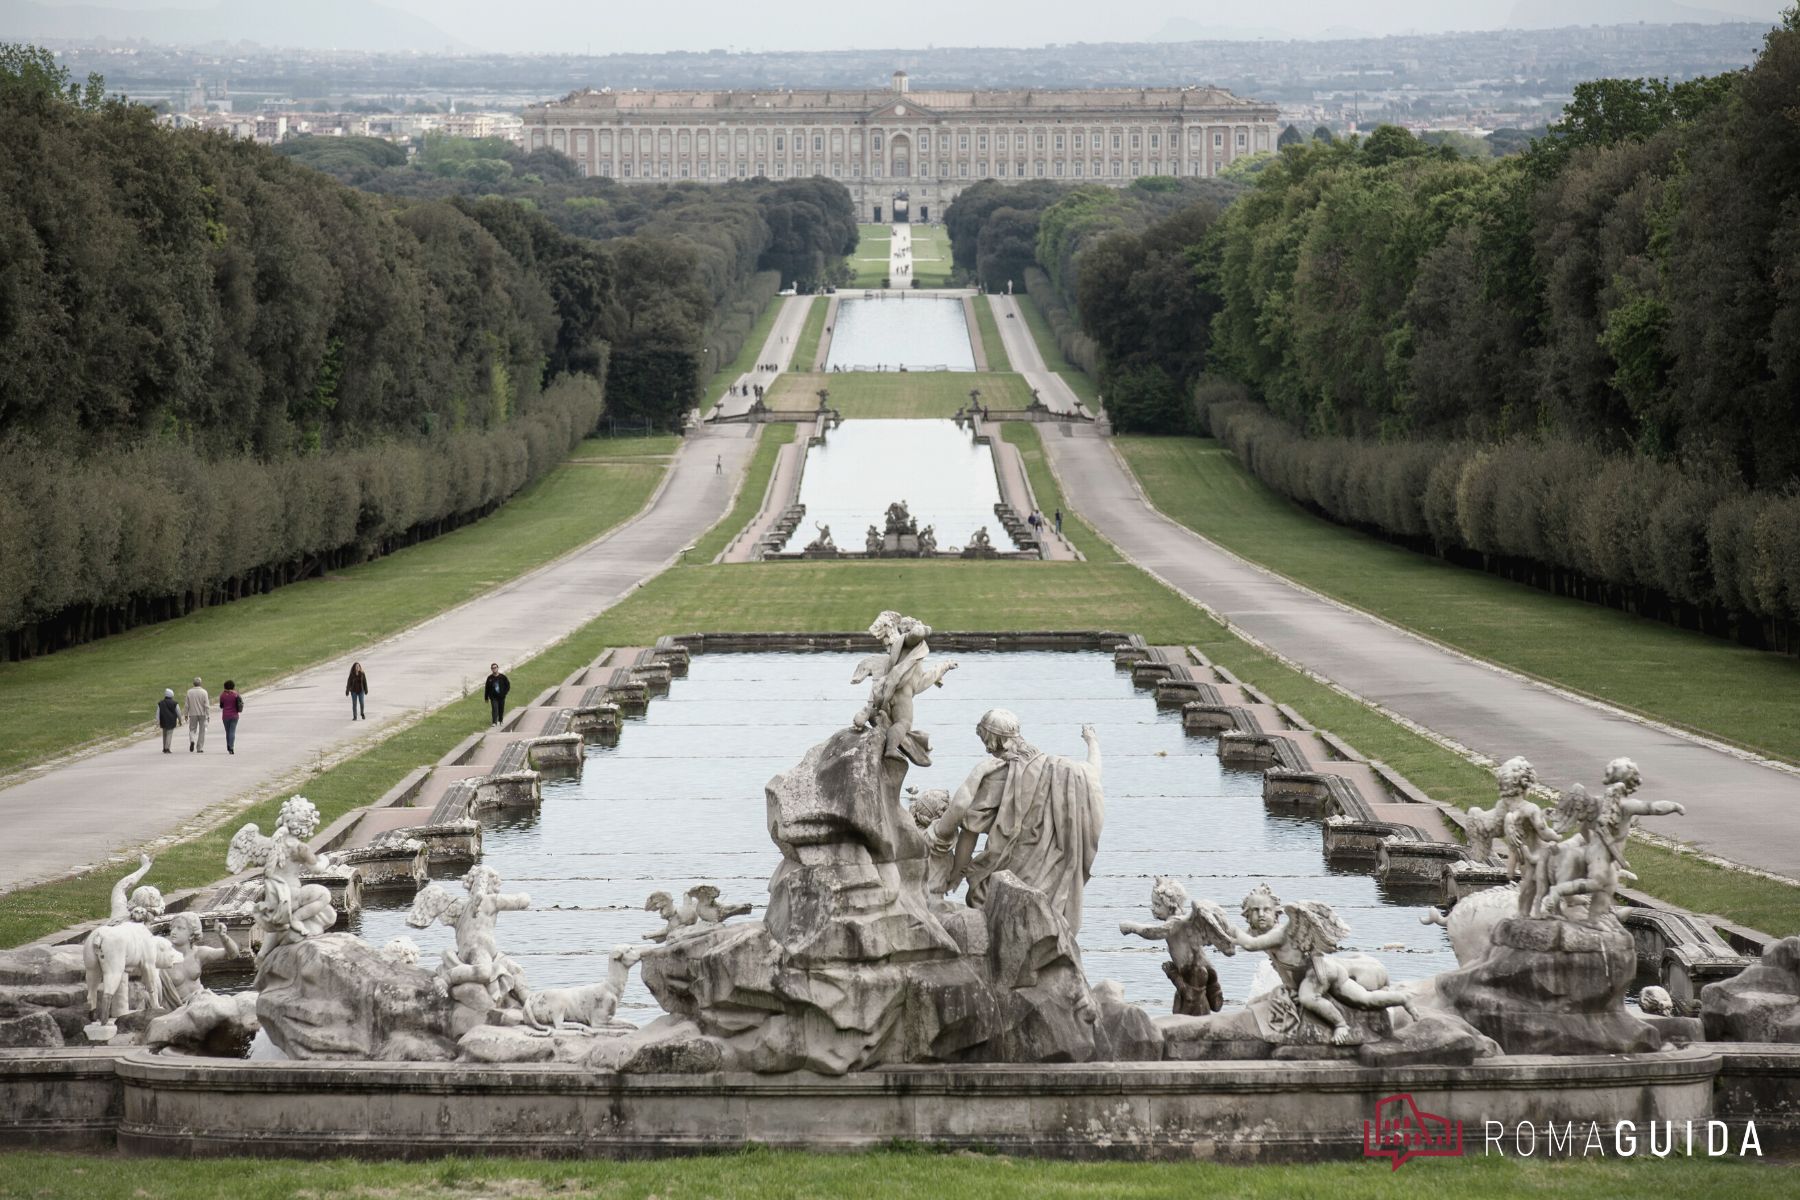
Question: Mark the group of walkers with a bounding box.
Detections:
[1025,509,1065,539]
[154,658,512,756]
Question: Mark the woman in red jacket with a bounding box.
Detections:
[219,680,244,755]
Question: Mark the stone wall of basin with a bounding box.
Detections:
[0,1045,1788,1160]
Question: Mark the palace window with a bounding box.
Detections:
[1214,132,1223,147]
[958,134,968,150]
[814,136,823,151]
[679,163,688,177]
[757,162,766,175]
[959,162,968,176]
[775,136,784,150]
[661,162,670,177]
[1150,160,1159,174]
[1130,133,1140,149]
[1150,133,1159,148]
[996,162,1006,177]
[979,161,988,176]
[622,162,632,177]
[872,163,881,176]
[739,162,748,176]
[1055,134,1064,149]
[577,161,587,177]
[756,134,766,150]
[873,132,882,150]
[1112,134,1121,149]
[1073,161,1083,176]
[1237,131,1247,148]
[600,162,612,176]
[978,134,987,150]
[1130,160,1139,176]
[1035,161,1045,176]
[833,163,842,176]
[1035,134,1044,149]
[1112,161,1122,176]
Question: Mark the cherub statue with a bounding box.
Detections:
[406,864,533,1017]
[525,944,641,1029]
[865,524,884,555]
[1467,756,1537,867]
[1536,784,1635,923]
[804,522,836,553]
[968,526,993,549]
[686,884,751,925]
[228,796,337,961]
[162,912,242,1004]
[643,890,697,942]
[907,787,958,896]
[1120,876,1231,1016]
[849,610,957,765]
[1601,757,1686,835]
[1497,761,1562,919]
[1216,883,1418,1045]
[918,525,937,555]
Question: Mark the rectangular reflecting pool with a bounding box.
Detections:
[352,650,1455,1021]
[796,418,1000,547]
[826,296,975,371]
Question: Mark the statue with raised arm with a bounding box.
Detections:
[407,864,533,1023]
[927,709,1104,934]
[228,796,337,961]
[1601,756,1686,835]
[865,524,884,555]
[162,912,242,1004]
[850,610,957,765]
[1218,883,1418,1045]
[1536,784,1635,922]
[1120,876,1231,1015]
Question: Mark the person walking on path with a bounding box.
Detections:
[183,677,210,753]
[716,455,723,476]
[218,680,244,755]
[484,663,511,726]
[1054,509,1063,534]
[346,662,369,721]
[156,689,179,754]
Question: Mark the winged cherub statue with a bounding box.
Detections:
[406,864,533,1018]
[850,610,957,765]
[227,796,337,961]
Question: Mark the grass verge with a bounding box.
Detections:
[1016,294,1100,406]
[974,295,1011,371]
[792,295,829,370]
[909,223,953,286]
[0,1148,1790,1198]
[1115,437,1800,768]
[0,436,676,781]
[771,372,1032,418]
[692,425,794,562]
[1000,423,1118,563]
[852,223,892,287]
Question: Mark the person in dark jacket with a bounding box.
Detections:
[484,663,510,726]
[219,680,244,755]
[346,662,370,721]
[156,689,180,754]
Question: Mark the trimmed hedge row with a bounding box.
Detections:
[1022,267,1098,378]
[1198,385,1800,646]
[0,376,605,658]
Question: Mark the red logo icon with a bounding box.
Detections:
[1363,1092,1464,1170]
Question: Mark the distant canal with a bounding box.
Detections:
[826,295,975,371]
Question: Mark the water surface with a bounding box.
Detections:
[826,296,975,371]
[796,419,1000,548]
[354,650,1455,1021]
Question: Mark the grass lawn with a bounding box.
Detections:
[852,223,893,287]
[1,1148,1791,1199]
[702,294,788,414]
[974,294,1011,371]
[0,436,677,783]
[793,294,830,370]
[692,424,795,562]
[770,371,1032,418]
[1017,294,1101,407]
[909,223,954,286]
[1116,437,1800,768]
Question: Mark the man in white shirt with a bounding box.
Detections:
[184,676,210,753]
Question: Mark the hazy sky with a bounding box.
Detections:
[370,0,1789,52]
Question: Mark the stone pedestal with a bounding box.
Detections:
[1437,915,1661,1055]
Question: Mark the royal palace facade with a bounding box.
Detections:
[520,72,1279,222]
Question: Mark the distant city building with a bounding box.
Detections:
[520,71,1279,221]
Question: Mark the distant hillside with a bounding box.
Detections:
[1507,0,1774,26]
[0,0,468,51]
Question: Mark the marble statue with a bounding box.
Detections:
[1536,784,1634,922]
[1498,762,1562,918]
[851,610,958,766]
[884,500,917,535]
[379,937,422,965]
[1215,883,1418,1045]
[865,524,883,555]
[83,920,180,1029]
[526,944,641,1029]
[1120,876,1229,1016]
[643,891,695,943]
[917,525,937,555]
[228,796,338,961]
[1466,756,1537,866]
[927,710,1103,934]
[687,884,751,924]
[406,864,532,1024]
[162,912,241,1004]
[1601,756,1686,838]
[804,523,836,554]
[968,526,992,550]
[643,886,751,942]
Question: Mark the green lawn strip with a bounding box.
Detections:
[792,294,830,370]
[702,294,790,415]
[689,424,795,562]
[0,1148,1787,1198]
[853,224,894,286]
[999,423,1119,563]
[1015,294,1101,406]
[909,225,954,286]
[0,437,676,781]
[770,371,1032,418]
[1115,437,1800,767]
[973,295,1011,371]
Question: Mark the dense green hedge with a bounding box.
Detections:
[1200,388,1800,647]
[0,377,605,658]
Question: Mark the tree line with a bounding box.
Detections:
[942,14,1800,646]
[0,45,856,657]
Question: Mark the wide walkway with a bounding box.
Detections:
[0,427,760,895]
[987,295,1089,417]
[712,294,813,419]
[994,290,1800,878]
[888,223,911,284]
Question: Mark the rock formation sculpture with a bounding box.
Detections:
[228,796,337,961]
[1120,876,1229,1016]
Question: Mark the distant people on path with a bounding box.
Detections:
[156,689,179,754]
[219,680,244,755]
[485,663,511,726]
[1054,509,1063,534]
[716,454,723,476]
[184,677,210,753]
[347,662,369,720]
